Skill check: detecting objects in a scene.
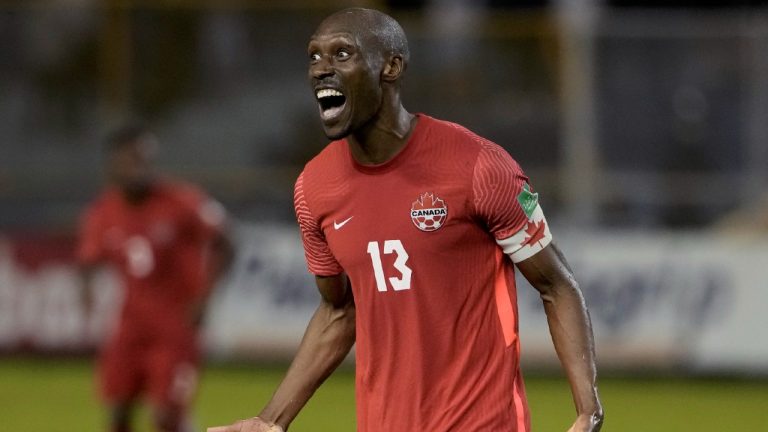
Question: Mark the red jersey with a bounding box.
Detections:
[77,180,226,340]
[295,114,552,431]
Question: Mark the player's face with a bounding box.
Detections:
[107,139,154,193]
[308,28,383,139]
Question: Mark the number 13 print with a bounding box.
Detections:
[366,240,412,292]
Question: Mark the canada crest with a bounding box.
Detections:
[411,192,448,232]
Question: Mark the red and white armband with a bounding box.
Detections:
[496,203,553,263]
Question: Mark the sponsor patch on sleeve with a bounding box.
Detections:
[517,183,539,219]
[496,203,552,263]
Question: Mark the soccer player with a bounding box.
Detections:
[78,124,233,432]
[209,8,602,432]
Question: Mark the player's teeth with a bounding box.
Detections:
[316,89,343,99]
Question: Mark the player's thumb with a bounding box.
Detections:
[206,426,231,432]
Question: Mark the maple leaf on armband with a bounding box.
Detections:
[521,219,546,247]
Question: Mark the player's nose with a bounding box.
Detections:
[310,57,334,80]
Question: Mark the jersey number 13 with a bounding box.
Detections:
[366,240,412,292]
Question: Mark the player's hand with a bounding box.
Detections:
[207,417,284,432]
[566,412,603,432]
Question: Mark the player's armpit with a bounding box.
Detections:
[311,273,356,359]
[316,273,353,308]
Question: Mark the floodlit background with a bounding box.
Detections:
[1,0,767,431]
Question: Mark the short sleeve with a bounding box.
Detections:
[294,172,343,276]
[178,185,227,241]
[76,204,105,265]
[472,143,553,263]
[195,198,227,239]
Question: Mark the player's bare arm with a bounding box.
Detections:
[77,263,101,342]
[208,273,356,432]
[78,264,97,316]
[516,243,604,432]
[189,231,235,327]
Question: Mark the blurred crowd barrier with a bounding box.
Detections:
[1,223,767,376]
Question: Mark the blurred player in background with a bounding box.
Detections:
[78,124,233,432]
[210,8,602,432]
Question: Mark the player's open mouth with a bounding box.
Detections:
[316,88,347,122]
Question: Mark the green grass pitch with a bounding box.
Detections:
[1,357,766,431]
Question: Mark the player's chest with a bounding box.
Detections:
[318,176,473,272]
[101,205,186,262]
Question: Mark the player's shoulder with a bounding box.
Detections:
[421,114,511,159]
[84,187,119,216]
[303,139,347,175]
[423,115,524,181]
[156,179,210,211]
[160,179,205,199]
[297,139,348,194]
[157,180,229,228]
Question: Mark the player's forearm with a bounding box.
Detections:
[199,234,235,301]
[209,234,235,283]
[259,299,356,430]
[542,281,603,426]
[78,265,97,315]
[190,235,235,325]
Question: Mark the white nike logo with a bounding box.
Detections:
[333,216,354,230]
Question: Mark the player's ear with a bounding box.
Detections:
[382,55,404,82]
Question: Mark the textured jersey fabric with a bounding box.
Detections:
[295,114,552,431]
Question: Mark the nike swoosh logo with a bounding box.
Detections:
[333,216,354,230]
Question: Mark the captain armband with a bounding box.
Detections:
[496,204,553,263]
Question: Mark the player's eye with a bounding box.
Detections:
[309,53,321,62]
[337,49,351,60]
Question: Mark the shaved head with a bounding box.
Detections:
[308,8,412,140]
[314,8,409,69]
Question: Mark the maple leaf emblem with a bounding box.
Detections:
[521,219,547,247]
[412,193,444,210]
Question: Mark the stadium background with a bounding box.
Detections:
[1,0,767,430]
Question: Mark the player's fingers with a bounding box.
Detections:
[206,426,233,432]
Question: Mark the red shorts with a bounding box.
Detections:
[97,328,201,409]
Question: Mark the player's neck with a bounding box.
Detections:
[120,181,154,205]
[348,105,416,165]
